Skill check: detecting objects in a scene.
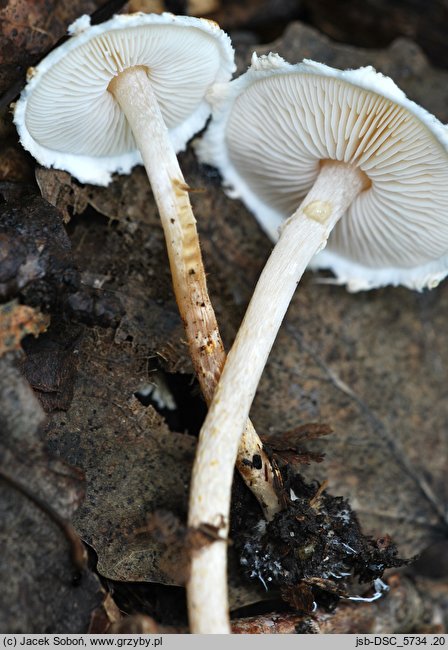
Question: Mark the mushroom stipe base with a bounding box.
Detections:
[188,160,366,633]
[233,464,406,612]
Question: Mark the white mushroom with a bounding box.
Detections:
[14,16,281,519]
[188,54,448,632]
[15,13,234,184]
[201,55,448,290]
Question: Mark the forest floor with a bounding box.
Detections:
[1,0,447,634]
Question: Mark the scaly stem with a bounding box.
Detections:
[187,160,368,633]
[109,67,281,518]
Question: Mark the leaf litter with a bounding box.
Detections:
[0,353,105,633]
[1,0,448,633]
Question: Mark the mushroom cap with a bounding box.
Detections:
[198,54,448,291]
[14,13,235,186]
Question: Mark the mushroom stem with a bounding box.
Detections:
[109,67,281,518]
[187,159,368,633]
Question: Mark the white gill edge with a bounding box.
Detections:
[13,12,235,187]
[197,53,448,290]
[67,14,92,35]
[310,247,448,292]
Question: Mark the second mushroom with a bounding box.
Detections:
[188,54,448,632]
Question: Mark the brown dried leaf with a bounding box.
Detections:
[35,166,159,230]
[44,330,194,585]
[36,168,89,223]
[266,423,332,466]
[281,583,315,614]
[313,574,436,634]
[88,593,122,634]
[109,613,173,634]
[36,169,191,373]
[0,300,49,356]
[43,325,266,610]
[126,0,166,12]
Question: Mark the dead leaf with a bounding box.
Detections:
[126,0,162,12]
[109,614,164,634]
[42,323,266,609]
[0,355,105,632]
[0,186,79,308]
[36,171,191,372]
[36,166,159,230]
[36,169,88,223]
[281,583,316,614]
[44,327,194,585]
[0,0,111,101]
[88,593,122,633]
[20,320,81,411]
[0,300,49,356]
[307,574,434,634]
[265,423,332,467]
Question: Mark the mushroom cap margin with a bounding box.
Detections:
[197,53,448,291]
[14,12,235,186]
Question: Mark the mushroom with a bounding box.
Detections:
[188,54,448,632]
[13,16,281,516]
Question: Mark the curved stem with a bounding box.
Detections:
[109,67,280,518]
[187,160,368,633]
